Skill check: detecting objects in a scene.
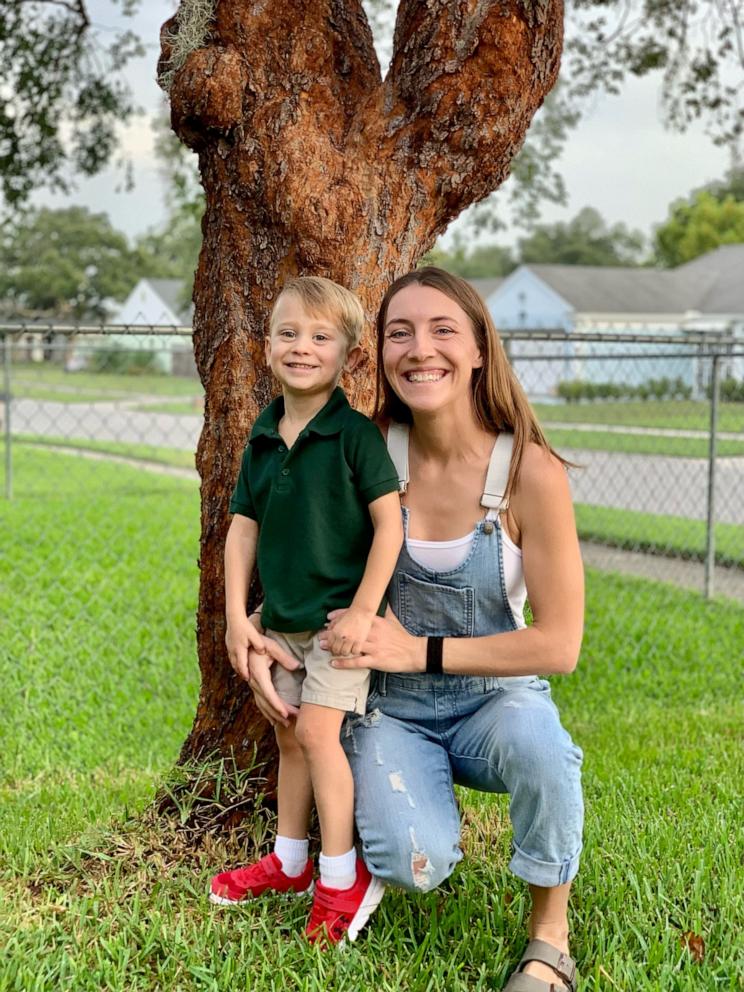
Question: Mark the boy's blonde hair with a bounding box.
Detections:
[270,276,365,351]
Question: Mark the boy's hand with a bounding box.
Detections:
[225,613,266,682]
[326,606,374,657]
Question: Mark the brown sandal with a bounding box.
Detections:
[503,939,578,992]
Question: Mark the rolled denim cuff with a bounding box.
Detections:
[509,841,582,887]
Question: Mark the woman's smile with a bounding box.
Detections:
[402,369,448,383]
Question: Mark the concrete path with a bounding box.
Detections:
[581,541,744,603]
[10,397,202,451]
[548,421,743,441]
[564,448,744,525]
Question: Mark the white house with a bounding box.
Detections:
[472,244,744,399]
[107,278,194,375]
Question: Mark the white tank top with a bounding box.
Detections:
[386,424,528,629]
[406,528,527,629]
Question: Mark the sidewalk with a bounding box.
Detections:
[581,541,744,603]
[548,421,743,441]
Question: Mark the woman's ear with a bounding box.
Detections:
[344,345,363,373]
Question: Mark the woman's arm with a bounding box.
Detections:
[328,445,584,677]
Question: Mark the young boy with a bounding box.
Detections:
[209,277,403,945]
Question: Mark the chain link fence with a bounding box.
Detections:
[0,325,202,700]
[1,324,742,677]
[503,328,744,603]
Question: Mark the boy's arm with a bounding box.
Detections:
[224,513,265,679]
[328,491,403,657]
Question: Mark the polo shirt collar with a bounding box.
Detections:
[249,387,350,442]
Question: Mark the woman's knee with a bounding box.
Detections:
[361,827,461,893]
[499,730,583,812]
[498,703,582,781]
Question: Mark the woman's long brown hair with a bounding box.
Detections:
[374,267,571,500]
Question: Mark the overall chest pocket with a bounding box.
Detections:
[394,571,474,637]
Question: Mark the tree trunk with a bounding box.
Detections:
[160,0,563,800]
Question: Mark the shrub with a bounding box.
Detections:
[556,377,695,402]
[89,345,161,376]
[556,379,586,403]
[717,377,744,403]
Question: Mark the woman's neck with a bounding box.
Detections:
[409,407,494,466]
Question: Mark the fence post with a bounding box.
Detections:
[704,352,720,599]
[2,332,12,500]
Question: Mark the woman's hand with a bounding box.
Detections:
[245,637,301,728]
[225,612,269,682]
[321,607,425,673]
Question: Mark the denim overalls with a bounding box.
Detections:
[343,426,584,891]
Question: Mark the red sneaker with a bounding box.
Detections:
[209,852,314,905]
[305,857,385,945]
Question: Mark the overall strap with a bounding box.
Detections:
[386,422,410,493]
[388,422,513,509]
[482,431,514,514]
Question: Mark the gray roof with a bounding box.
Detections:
[675,244,744,313]
[522,243,744,315]
[468,277,505,301]
[147,278,194,324]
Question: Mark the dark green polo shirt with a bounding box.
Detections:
[230,387,399,632]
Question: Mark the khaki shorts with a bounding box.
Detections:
[266,629,370,716]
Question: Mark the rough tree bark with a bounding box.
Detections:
[159,0,563,798]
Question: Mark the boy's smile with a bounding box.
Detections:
[266,295,360,399]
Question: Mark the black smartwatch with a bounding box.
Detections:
[426,636,443,674]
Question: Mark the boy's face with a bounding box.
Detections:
[266,294,361,398]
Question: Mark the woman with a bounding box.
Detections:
[249,268,584,991]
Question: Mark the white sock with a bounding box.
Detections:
[274,835,309,877]
[319,848,358,890]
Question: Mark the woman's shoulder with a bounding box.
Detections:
[514,440,571,499]
[371,416,401,442]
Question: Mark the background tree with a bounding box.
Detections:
[653,189,744,266]
[563,2,744,150]
[423,242,517,279]
[517,206,646,266]
[0,206,145,319]
[702,163,744,203]
[0,0,144,208]
[130,108,207,303]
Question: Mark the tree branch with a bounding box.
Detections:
[367,0,564,231]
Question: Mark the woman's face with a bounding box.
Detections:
[382,283,483,416]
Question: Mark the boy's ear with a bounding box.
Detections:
[344,345,363,373]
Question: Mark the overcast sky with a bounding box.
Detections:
[32,1,733,249]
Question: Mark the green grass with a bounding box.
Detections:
[14,435,197,471]
[0,447,200,866]
[534,399,744,434]
[548,428,744,458]
[1,450,742,990]
[10,362,202,399]
[575,503,744,569]
[11,387,120,403]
